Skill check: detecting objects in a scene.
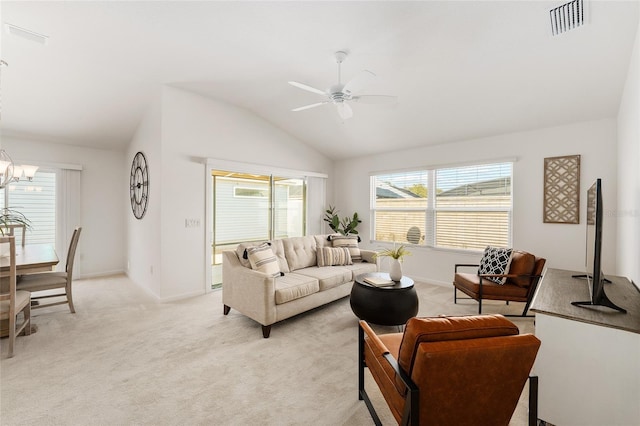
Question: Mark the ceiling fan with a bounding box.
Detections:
[289,51,397,120]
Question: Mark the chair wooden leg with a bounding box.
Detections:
[24,303,31,336]
[67,285,76,313]
[223,304,231,315]
[8,312,16,358]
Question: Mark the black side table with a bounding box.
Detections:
[350,272,419,326]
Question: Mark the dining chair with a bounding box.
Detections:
[0,236,32,358]
[3,223,26,246]
[17,227,82,313]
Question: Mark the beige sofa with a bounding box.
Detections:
[222,234,378,337]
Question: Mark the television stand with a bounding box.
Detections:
[570,295,627,313]
[570,273,612,283]
[530,268,640,425]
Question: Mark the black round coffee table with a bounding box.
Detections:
[350,272,419,326]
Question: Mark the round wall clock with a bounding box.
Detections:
[130,151,149,219]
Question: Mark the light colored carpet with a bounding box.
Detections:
[1,275,534,425]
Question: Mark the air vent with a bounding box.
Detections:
[550,0,585,36]
[4,23,48,45]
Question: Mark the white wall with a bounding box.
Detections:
[126,90,163,298]
[334,119,618,285]
[127,86,333,301]
[617,16,640,288]
[3,136,125,278]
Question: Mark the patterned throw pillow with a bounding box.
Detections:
[478,246,513,284]
[247,243,281,277]
[331,234,361,261]
[317,247,353,267]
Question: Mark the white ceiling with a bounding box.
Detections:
[1,1,638,160]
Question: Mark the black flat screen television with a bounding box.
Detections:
[571,178,626,313]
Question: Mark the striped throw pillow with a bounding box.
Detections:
[331,234,361,261]
[317,247,352,267]
[247,243,281,277]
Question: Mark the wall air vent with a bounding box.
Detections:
[550,0,585,36]
[4,23,49,45]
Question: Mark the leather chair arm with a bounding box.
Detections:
[360,321,418,393]
[359,320,389,357]
[479,273,543,279]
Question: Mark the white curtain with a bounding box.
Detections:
[306,176,327,235]
[56,168,82,273]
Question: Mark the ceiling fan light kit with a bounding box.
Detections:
[289,50,397,120]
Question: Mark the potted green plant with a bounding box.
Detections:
[375,244,411,281]
[323,205,361,236]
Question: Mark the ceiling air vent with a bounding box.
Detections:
[550,0,585,36]
[4,23,49,45]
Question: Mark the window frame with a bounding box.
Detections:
[371,160,513,252]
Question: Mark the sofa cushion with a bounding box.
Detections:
[274,273,320,305]
[331,234,361,261]
[478,246,513,284]
[293,266,353,291]
[247,243,281,277]
[313,234,333,249]
[236,239,290,273]
[317,247,352,267]
[341,262,378,280]
[282,236,317,271]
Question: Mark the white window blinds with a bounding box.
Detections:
[371,162,512,251]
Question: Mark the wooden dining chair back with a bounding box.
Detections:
[17,227,82,313]
[3,224,26,246]
[0,236,32,358]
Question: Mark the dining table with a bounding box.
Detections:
[0,243,59,275]
[1,243,59,337]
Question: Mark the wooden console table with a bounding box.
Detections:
[530,268,640,425]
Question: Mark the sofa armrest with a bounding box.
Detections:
[222,250,277,326]
[360,249,379,269]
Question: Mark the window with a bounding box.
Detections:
[1,170,56,244]
[371,162,512,251]
[211,171,306,266]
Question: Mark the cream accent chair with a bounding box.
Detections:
[0,236,31,358]
[17,227,81,313]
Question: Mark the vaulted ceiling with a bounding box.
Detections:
[1,1,638,160]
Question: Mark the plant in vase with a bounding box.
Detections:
[323,205,361,236]
[375,244,411,281]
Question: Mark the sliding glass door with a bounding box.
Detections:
[210,170,305,288]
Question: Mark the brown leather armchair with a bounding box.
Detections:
[453,250,546,316]
[358,315,541,426]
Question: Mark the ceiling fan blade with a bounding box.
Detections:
[288,81,326,96]
[336,102,353,120]
[291,101,328,112]
[343,70,376,95]
[351,95,398,104]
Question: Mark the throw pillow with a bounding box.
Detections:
[477,246,513,284]
[317,247,353,267]
[330,234,361,261]
[247,243,281,277]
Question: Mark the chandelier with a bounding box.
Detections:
[0,149,39,189]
